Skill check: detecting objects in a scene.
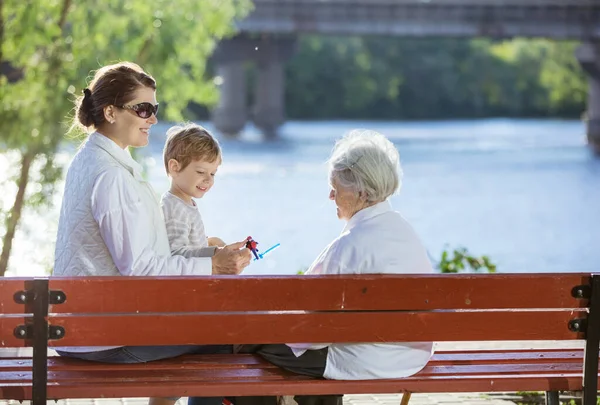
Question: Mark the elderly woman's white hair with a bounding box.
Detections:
[328,129,402,203]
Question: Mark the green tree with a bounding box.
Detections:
[438,247,497,274]
[284,36,587,120]
[0,0,251,276]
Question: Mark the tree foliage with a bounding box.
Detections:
[438,247,497,274]
[0,0,251,275]
[285,36,588,119]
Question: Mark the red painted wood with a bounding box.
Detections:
[0,278,28,314]
[418,363,583,375]
[2,350,598,400]
[23,373,597,399]
[431,350,584,363]
[48,274,590,313]
[1,273,594,400]
[29,363,586,381]
[0,355,272,371]
[0,350,587,372]
[0,318,27,348]
[45,310,586,347]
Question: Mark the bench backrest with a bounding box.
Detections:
[0,274,592,348]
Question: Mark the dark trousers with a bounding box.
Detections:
[198,344,343,405]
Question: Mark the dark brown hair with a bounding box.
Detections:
[163,123,222,174]
[74,62,156,130]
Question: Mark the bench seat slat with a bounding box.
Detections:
[0,350,587,372]
[420,363,584,375]
[0,373,591,399]
[431,349,584,363]
[0,367,304,383]
[0,361,589,382]
[0,355,276,371]
[46,274,590,313]
[0,350,595,399]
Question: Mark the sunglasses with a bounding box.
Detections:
[118,102,159,119]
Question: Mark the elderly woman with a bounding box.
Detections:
[225,130,434,405]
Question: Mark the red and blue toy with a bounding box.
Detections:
[245,236,260,261]
[245,236,281,261]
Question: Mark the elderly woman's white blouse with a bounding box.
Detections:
[291,200,434,380]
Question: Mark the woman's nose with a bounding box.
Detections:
[329,190,335,200]
[148,114,158,124]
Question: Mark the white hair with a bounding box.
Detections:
[328,129,402,202]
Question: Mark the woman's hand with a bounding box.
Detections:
[211,240,252,275]
[208,237,226,247]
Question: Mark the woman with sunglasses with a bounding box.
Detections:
[53,61,251,405]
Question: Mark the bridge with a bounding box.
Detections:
[210,0,600,151]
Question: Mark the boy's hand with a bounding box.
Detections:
[208,237,226,247]
[211,240,252,275]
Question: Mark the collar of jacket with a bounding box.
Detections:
[343,199,393,233]
[88,132,145,181]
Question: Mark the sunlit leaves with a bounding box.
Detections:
[285,36,587,119]
[0,0,251,273]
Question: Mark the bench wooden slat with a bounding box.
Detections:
[38,362,591,379]
[32,311,586,347]
[419,363,584,375]
[0,365,586,386]
[431,349,584,363]
[46,274,590,313]
[4,312,580,348]
[0,279,28,314]
[0,355,274,371]
[0,374,587,400]
[0,350,587,372]
[0,368,301,383]
[0,349,585,372]
[0,318,27,348]
[0,371,591,399]
[0,366,590,384]
[0,358,275,372]
[1,350,596,399]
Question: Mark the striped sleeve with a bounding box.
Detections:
[161,193,216,258]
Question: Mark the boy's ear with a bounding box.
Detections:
[168,158,180,174]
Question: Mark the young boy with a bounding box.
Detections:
[159,123,251,405]
[161,123,227,259]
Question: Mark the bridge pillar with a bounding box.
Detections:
[576,42,600,154]
[211,62,247,136]
[211,38,251,136]
[210,35,296,138]
[253,38,295,137]
[254,57,284,137]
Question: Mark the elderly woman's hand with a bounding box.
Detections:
[211,240,252,275]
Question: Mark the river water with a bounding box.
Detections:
[5,119,599,276]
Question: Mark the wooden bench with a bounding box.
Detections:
[1,274,599,405]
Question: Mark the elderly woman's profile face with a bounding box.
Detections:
[329,177,362,220]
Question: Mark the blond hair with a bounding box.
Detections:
[163,123,222,174]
